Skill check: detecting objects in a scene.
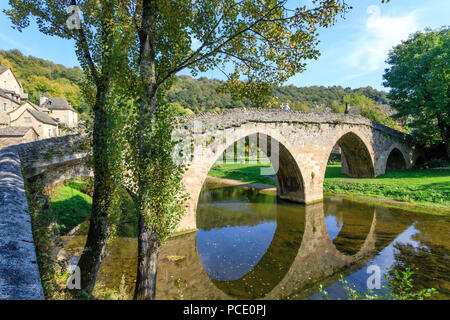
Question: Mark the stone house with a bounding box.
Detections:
[40,96,78,128]
[0,66,81,148]
[0,126,39,149]
[10,106,58,139]
[0,66,28,110]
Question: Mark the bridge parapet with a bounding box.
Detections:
[176,108,410,141]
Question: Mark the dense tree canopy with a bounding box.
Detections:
[0,49,84,111]
[383,27,450,156]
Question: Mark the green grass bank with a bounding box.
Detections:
[208,162,450,214]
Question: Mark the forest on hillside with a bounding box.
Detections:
[0,49,85,112]
[168,75,389,115]
[0,49,389,118]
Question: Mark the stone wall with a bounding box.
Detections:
[0,147,44,299]
[0,134,88,300]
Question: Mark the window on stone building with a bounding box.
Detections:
[3,103,6,112]
[25,117,31,123]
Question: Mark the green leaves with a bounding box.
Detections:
[383,27,450,152]
[319,268,439,300]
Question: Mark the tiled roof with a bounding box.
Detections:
[42,97,77,112]
[26,108,58,125]
[0,88,21,104]
[0,126,36,137]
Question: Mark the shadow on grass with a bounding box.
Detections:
[51,195,91,234]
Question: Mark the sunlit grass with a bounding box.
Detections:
[209,163,450,208]
[48,179,92,234]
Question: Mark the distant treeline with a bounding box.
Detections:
[1,49,389,117]
[167,75,389,114]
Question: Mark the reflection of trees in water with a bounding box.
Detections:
[197,187,278,230]
[199,186,274,204]
[390,242,449,299]
[211,206,306,299]
[324,199,375,256]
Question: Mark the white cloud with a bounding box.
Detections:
[345,5,419,72]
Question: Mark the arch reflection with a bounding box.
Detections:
[196,186,377,299]
[196,186,305,298]
[324,199,376,256]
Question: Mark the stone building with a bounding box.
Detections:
[0,66,28,112]
[40,96,78,129]
[10,105,58,139]
[0,65,79,149]
[0,126,39,149]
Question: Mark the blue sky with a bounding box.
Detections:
[0,0,448,91]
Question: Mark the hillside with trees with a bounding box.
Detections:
[0,49,85,113]
[0,49,390,118]
[168,75,389,114]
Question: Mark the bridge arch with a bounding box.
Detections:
[179,126,307,232]
[323,129,376,179]
[386,147,407,171]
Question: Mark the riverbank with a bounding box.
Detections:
[208,163,450,215]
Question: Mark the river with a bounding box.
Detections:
[63,181,450,300]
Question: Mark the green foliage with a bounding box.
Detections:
[319,269,438,300]
[340,93,397,127]
[0,49,85,111]
[168,76,389,113]
[343,92,375,107]
[168,102,194,116]
[94,274,129,300]
[125,100,189,243]
[383,27,450,151]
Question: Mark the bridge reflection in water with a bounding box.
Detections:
[63,185,449,300]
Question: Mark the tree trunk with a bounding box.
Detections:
[133,0,161,300]
[76,88,114,295]
[133,214,161,300]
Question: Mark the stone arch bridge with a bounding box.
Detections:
[13,109,418,233]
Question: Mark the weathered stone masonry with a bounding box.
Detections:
[176,109,418,232]
[0,134,88,300]
[0,109,418,299]
[0,147,43,299]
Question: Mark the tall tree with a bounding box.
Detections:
[5,0,133,294]
[126,0,394,300]
[383,27,450,159]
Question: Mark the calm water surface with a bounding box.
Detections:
[63,184,450,300]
